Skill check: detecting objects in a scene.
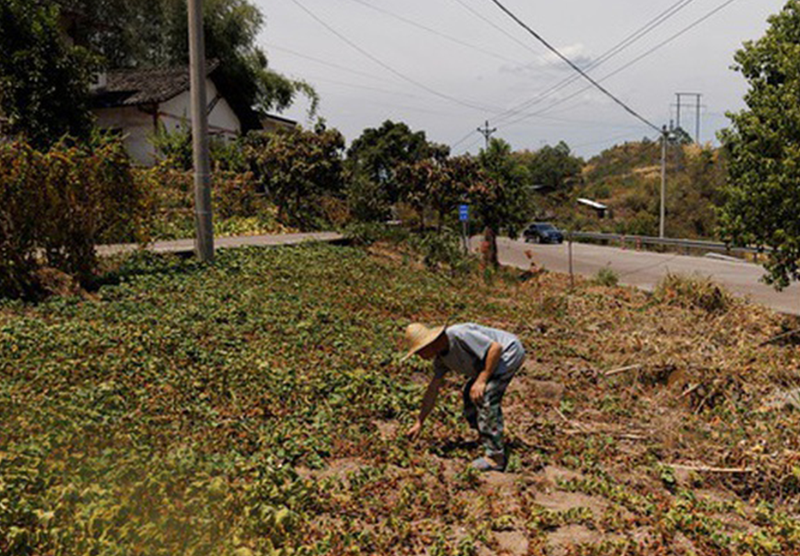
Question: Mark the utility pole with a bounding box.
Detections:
[675,92,702,143]
[660,125,668,239]
[188,0,214,262]
[477,120,497,149]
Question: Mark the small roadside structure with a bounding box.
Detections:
[261,113,298,133]
[577,197,609,219]
[91,61,265,166]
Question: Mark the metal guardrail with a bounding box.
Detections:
[567,231,765,255]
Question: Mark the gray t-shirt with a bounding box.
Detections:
[434,323,524,379]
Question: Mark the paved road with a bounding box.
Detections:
[480,237,800,315]
[97,232,344,257]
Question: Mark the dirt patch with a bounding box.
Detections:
[542,465,584,486]
[372,419,400,441]
[529,380,565,404]
[547,524,603,554]
[535,490,608,516]
[493,530,529,555]
[307,457,366,482]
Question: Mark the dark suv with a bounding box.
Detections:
[523,223,564,244]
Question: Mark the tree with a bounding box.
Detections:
[475,138,530,267]
[718,1,800,289]
[0,1,96,148]
[65,0,317,123]
[394,155,473,230]
[346,120,448,210]
[244,124,345,226]
[515,141,583,191]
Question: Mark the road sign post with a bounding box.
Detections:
[459,204,469,254]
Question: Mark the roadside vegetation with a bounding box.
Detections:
[2,240,800,555]
[540,139,727,241]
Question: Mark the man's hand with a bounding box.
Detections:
[470,379,487,404]
[406,420,423,441]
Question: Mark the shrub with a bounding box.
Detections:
[593,267,619,287]
[346,173,391,223]
[244,126,345,227]
[408,230,474,276]
[138,165,289,241]
[0,138,150,298]
[654,273,733,313]
[150,123,247,172]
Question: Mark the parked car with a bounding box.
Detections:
[523,222,564,244]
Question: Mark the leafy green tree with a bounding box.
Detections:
[346,120,449,211]
[0,1,96,148]
[515,140,583,191]
[244,124,345,226]
[718,1,800,289]
[475,138,530,267]
[66,0,316,121]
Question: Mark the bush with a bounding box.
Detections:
[138,165,290,241]
[342,222,409,246]
[654,273,733,313]
[408,230,474,276]
[244,126,345,227]
[150,124,247,172]
[346,173,391,223]
[0,138,149,298]
[593,267,619,287]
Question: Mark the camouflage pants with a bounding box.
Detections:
[462,362,519,459]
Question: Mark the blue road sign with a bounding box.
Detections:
[459,204,469,222]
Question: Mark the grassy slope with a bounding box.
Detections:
[2,243,800,555]
[547,141,726,239]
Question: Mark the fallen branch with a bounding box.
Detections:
[667,463,754,474]
[554,408,590,432]
[759,327,800,347]
[604,364,642,377]
[680,383,702,399]
[564,429,649,441]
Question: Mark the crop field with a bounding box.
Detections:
[2,242,800,555]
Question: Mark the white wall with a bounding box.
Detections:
[94,105,157,166]
[93,77,242,167]
[160,79,241,139]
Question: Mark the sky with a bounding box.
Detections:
[254,0,787,158]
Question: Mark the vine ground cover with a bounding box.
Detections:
[2,243,800,555]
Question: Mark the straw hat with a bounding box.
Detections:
[401,323,446,361]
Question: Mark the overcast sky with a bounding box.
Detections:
[254,0,786,158]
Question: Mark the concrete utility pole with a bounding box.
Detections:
[477,120,497,149]
[188,0,214,262]
[660,125,668,239]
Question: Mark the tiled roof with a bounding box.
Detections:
[93,60,221,107]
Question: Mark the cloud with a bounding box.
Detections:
[500,43,593,77]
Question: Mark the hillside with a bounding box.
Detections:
[543,140,727,240]
[2,243,800,555]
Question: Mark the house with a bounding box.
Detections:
[577,197,610,219]
[92,61,279,166]
[261,113,298,133]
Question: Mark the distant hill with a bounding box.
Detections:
[539,139,727,240]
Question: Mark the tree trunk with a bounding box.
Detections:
[482,226,498,268]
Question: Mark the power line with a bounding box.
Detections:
[288,0,495,113]
[486,0,661,133]
[496,0,741,131]
[491,0,697,126]
[264,43,400,85]
[448,0,545,58]
[343,0,522,65]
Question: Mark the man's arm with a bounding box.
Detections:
[407,374,444,440]
[470,341,502,404]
